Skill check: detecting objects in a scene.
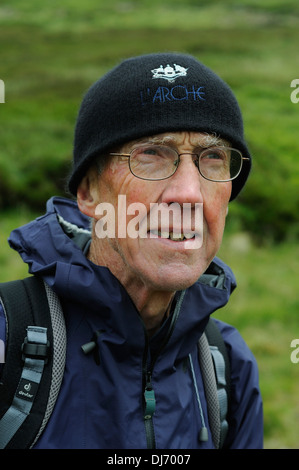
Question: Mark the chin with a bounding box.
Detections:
[145,268,205,293]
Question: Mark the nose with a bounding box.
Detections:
[161,154,203,206]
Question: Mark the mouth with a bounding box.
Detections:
[148,230,196,241]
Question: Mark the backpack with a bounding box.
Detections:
[0,276,230,449]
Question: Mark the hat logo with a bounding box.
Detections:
[151,63,188,83]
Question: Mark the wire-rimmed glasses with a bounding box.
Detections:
[110,144,249,182]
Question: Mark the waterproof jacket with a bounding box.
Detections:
[0,197,263,449]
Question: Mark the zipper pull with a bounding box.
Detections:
[144,372,156,420]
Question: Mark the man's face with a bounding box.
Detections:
[86,131,231,293]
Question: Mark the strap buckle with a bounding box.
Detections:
[21,337,50,364]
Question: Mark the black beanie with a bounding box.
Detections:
[69,52,251,200]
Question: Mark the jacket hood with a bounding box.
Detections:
[8,196,236,358]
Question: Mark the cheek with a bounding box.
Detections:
[109,179,153,240]
[203,183,231,232]
[118,181,163,225]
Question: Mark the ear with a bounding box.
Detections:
[77,167,100,219]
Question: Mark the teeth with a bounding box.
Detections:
[150,230,159,237]
[160,231,170,239]
[169,232,184,241]
[149,230,195,241]
[184,232,195,239]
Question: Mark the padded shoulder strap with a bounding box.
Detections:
[199,318,230,449]
[0,277,60,449]
[204,318,231,401]
[32,281,66,446]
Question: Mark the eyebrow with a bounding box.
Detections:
[144,133,228,148]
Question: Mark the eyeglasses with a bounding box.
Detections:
[110,144,249,182]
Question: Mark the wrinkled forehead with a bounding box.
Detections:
[118,131,230,153]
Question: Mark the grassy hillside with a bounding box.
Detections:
[0,1,299,242]
[0,0,299,449]
[218,234,299,448]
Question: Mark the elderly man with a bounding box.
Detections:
[0,53,263,449]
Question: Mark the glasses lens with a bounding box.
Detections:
[199,147,242,181]
[130,145,178,180]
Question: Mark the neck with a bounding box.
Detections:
[130,288,175,335]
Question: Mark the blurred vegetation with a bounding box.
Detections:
[0,0,299,243]
[0,0,299,449]
[218,234,299,449]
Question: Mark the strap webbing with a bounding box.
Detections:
[0,326,48,448]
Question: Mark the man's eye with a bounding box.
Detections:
[141,146,167,157]
[203,151,225,160]
[136,147,167,160]
[143,148,158,156]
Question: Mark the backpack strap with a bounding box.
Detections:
[199,318,230,449]
[33,281,66,446]
[0,276,66,449]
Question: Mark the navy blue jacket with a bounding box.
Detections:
[0,197,263,449]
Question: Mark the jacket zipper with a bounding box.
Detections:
[144,370,156,449]
[142,290,186,449]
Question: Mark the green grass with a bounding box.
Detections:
[0,0,299,449]
[2,0,299,31]
[0,208,38,281]
[218,233,299,448]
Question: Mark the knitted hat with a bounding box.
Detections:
[69,52,251,200]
